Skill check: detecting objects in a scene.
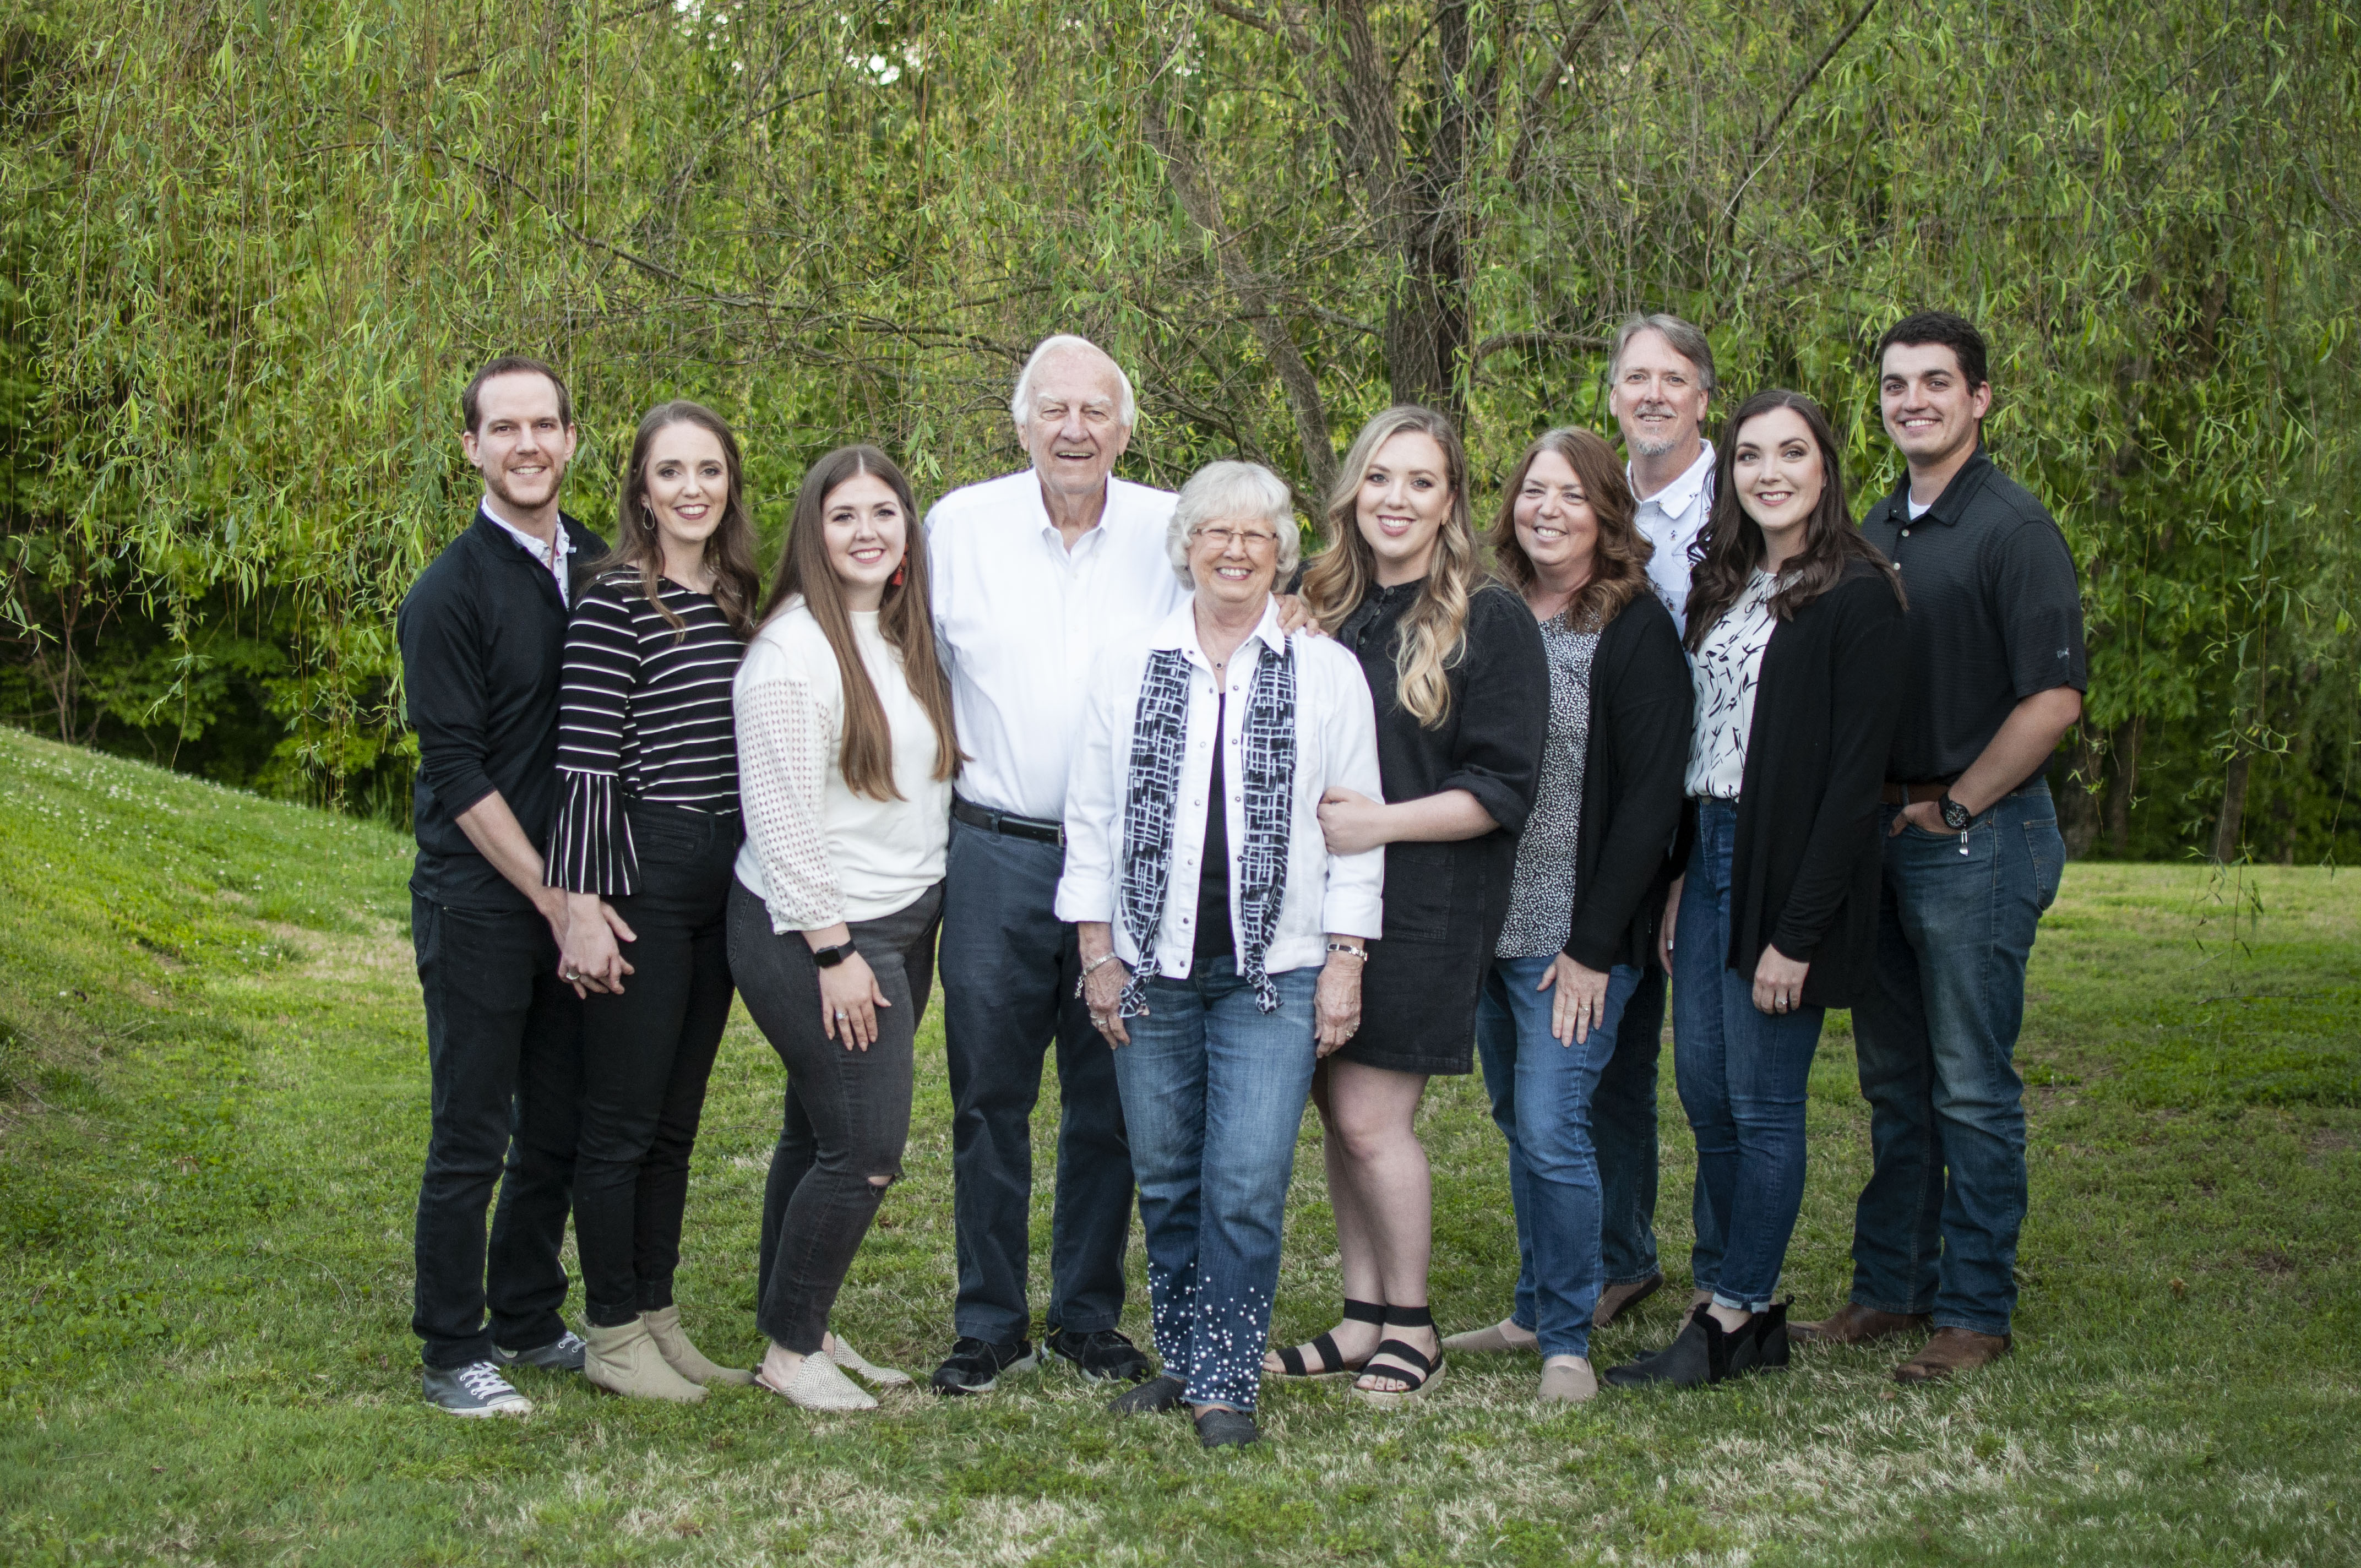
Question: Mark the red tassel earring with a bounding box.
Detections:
[890,556,906,588]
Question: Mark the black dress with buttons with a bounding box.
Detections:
[1332,579,1548,1075]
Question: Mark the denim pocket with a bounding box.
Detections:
[2024,817,2064,912]
[1380,841,1458,942]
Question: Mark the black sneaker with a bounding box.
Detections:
[930,1336,1038,1396]
[494,1328,587,1373]
[1047,1326,1153,1384]
[1107,1374,1185,1415]
[1194,1406,1259,1449]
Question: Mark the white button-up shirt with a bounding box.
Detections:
[1056,599,1384,979]
[480,495,574,608]
[927,469,1190,821]
[1630,441,1715,634]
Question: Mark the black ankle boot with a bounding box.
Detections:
[1748,1300,1791,1374]
[1602,1303,1731,1389]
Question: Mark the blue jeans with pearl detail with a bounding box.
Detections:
[1110,955,1319,1412]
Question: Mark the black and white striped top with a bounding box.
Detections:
[546,571,746,895]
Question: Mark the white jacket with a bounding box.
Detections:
[1056,599,1384,978]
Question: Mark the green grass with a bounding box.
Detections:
[0,721,2354,1566]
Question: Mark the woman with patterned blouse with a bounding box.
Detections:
[728,445,962,1412]
[1437,428,1690,1405]
[1603,390,1907,1390]
[548,401,761,1403]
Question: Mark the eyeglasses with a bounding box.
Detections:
[1190,525,1283,553]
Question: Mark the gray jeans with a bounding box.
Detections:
[728,879,942,1354]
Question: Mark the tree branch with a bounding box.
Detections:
[1142,89,1338,494]
[1723,0,1882,239]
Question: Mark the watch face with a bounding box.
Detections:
[1943,799,1971,829]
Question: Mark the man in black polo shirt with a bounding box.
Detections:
[398,356,619,1415]
[1793,313,2085,1382]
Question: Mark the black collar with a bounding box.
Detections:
[1879,446,1993,529]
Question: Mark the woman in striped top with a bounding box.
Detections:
[548,400,761,1404]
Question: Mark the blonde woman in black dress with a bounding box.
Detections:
[1261,406,1548,1402]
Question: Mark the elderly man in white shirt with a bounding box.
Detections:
[924,335,1189,1395]
[1592,311,1720,1332]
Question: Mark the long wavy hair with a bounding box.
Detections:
[760,445,962,802]
[1487,426,1653,633]
[601,400,764,639]
[1683,390,1905,651]
[1301,405,1484,728]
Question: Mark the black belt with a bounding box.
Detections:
[951,796,1063,846]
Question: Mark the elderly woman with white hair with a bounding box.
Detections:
[1057,459,1384,1449]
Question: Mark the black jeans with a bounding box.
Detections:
[575,804,741,1329]
[938,818,1132,1343]
[731,879,943,1355]
[411,895,583,1369]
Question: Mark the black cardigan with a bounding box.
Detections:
[1710,559,1907,1008]
[1564,591,1693,973]
[399,507,608,914]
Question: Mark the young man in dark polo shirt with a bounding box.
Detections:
[1792,312,2085,1382]
[398,357,619,1415]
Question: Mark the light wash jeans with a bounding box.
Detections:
[1474,954,1640,1358]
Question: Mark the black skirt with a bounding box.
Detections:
[1332,833,1516,1076]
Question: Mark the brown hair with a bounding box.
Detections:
[461,355,572,433]
[1299,405,1484,728]
[761,445,961,801]
[598,401,763,640]
[1487,427,1653,633]
[1683,389,1905,652]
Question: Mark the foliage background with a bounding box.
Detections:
[0,0,2354,856]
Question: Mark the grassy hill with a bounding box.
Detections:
[0,723,2354,1566]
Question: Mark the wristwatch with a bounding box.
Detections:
[810,938,859,968]
[1938,792,1972,831]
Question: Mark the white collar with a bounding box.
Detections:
[1026,470,1118,552]
[480,494,572,563]
[1630,439,1716,514]
[1149,596,1288,666]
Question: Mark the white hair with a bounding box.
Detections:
[1010,334,1138,429]
[1166,460,1301,586]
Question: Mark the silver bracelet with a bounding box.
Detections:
[1325,942,1368,961]
[1074,949,1122,997]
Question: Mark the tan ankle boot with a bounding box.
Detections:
[641,1305,755,1386]
[584,1317,708,1403]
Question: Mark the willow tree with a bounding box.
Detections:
[1,0,2354,857]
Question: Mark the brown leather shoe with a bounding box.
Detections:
[1787,1302,1933,1346]
[1892,1327,2011,1383]
[1592,1274,1663,1327]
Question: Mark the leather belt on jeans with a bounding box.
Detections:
[951,796,1064,847]
[1880,782,1952,806]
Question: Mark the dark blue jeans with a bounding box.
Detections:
[1673,800,1826,1312]
[939,818,1133,1344]
[1112,956,1318,1412]
[1593,963,1668,1288]
[1475,955,1639,1358]
[1847,782,2064,1337]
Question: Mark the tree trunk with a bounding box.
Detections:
[2211,749,2251,863]
[2057,723,2103,859]
[1383,0,1480,420]
[2104,715,2143,856]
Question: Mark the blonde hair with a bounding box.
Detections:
[1299,405,1483,728]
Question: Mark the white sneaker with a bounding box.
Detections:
[423,1360,534,1417]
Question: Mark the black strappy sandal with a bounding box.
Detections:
[1353,1304,1446,1405]
[1267,1299,1384,1380]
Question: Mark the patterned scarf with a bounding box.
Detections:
[1116,637,1297,1015]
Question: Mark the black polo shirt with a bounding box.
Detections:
[1858,448,2086,783]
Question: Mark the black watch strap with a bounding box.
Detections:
[811,938,858,968]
